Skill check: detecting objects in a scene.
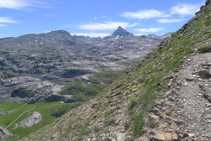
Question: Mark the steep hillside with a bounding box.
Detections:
[22,0,211,140]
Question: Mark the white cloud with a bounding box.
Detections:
[0,0,46,9]
[122,10,170,20]
[158,18,185,23]
[0,0,31,9]
[171,4,200,16]
[79,21,137,31]
[135,28,164,33]
[0,17,19,23]
[72,33,110,38]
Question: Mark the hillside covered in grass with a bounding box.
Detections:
[0,102,80,141]
[22,0,211,140]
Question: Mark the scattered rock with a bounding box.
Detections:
[116,133,125,141]
[199,85,211,102]
[103,137,116,141]
[152,132,178,141]
[170,122,178,130]
[197,70,210,79]
[185,76,195,81]
[150,114,160,120]
[159,123,168,129]
[0,126,13,137]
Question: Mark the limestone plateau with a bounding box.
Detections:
[0,27,169,103]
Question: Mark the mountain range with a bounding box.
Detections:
[0,27,170,103]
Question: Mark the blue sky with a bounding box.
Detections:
[0,0,205,38]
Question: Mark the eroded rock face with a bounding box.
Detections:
[0,76,63,103]
[20,112,42,127]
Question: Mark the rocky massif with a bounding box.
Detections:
[0,27,168,103]
[22,0,211,140]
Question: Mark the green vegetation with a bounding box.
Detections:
[60,67,123,102]
[93,66,122,84]
[125,4,211,138]
[104,109,115,118]
[60,80,104,102]
[0,102,76,140]
[61,69,90,78]
[11,88,34,98]
[50,104,70,117]
[77,120,90,141]
[198,45,211,53]
[94,125,100,133]
[132,112,144,137]
[104,119,116,127]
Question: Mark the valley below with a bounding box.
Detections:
[0,27,168,104]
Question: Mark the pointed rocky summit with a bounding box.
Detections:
[112,26,133,37]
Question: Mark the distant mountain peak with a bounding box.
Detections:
[48,30,71,36]
[46,30,72,39]
[112,26,133,37]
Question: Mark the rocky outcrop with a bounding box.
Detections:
[0,76,63,103]
[206,0,210,5]
[0,126,13,137]
[20,112,42,127]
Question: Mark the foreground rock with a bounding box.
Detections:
[152,132,178,141]
[199,84,211,102]
[0,126,13,138]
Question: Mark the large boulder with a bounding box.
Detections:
[20,112,42,127]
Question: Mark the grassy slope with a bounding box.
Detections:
[59,67,123,102]
[24,2,211,140]
[0,102,75,140]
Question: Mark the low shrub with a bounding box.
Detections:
[11,88,34,98]
[198,45,211,53]
[50,105,70,117]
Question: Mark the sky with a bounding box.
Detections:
[0,0,206,38]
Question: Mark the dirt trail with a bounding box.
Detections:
[174,53,211,140]
[143,52,211,140]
